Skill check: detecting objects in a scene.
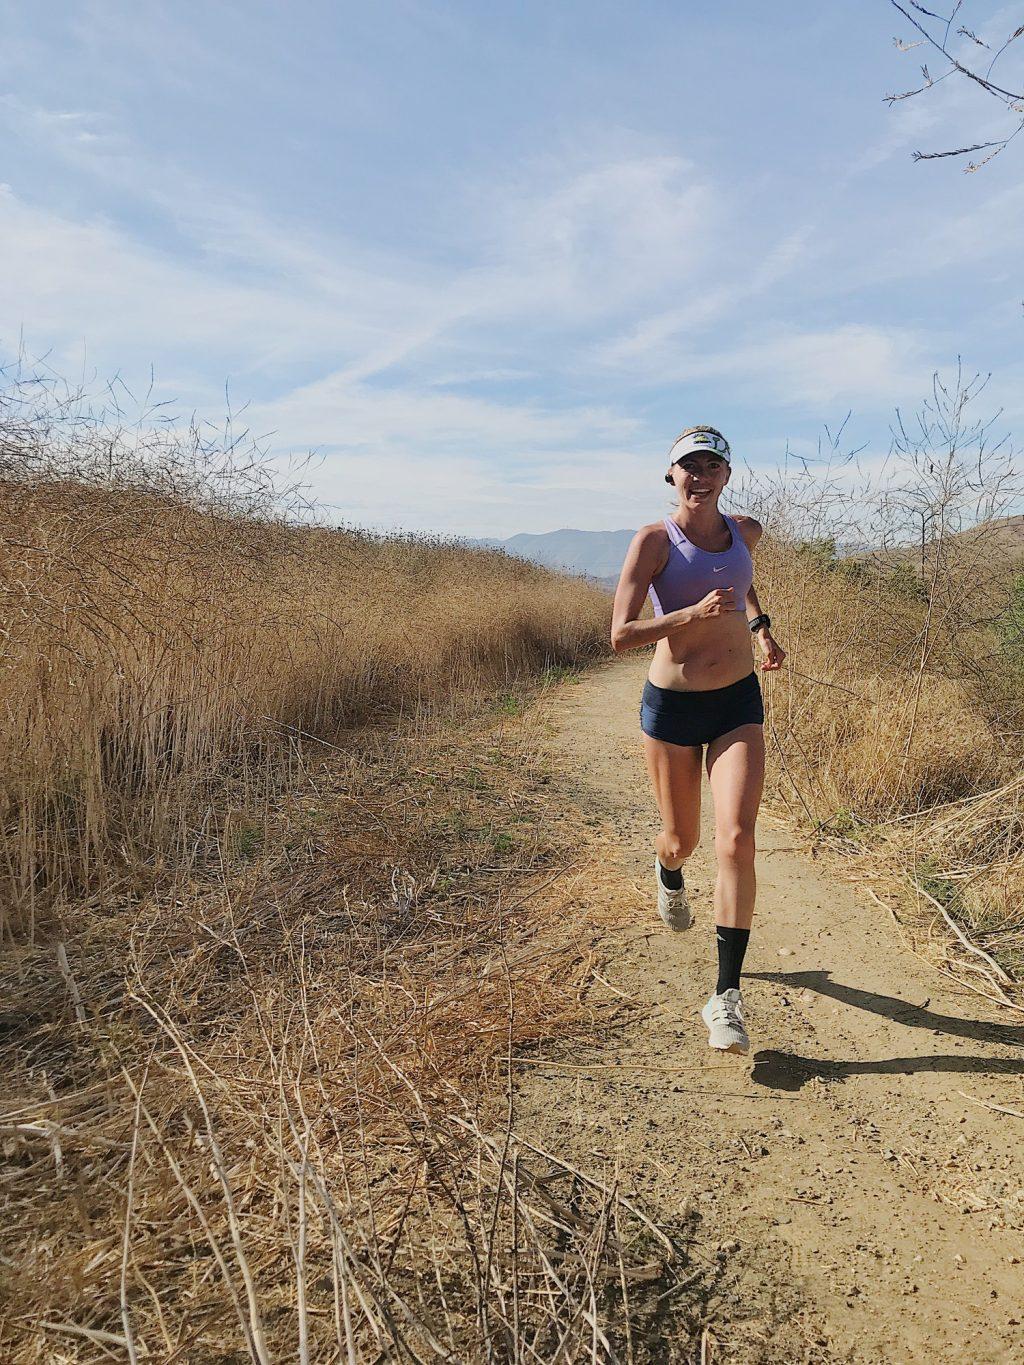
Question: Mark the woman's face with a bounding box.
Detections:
[668,453,730,507]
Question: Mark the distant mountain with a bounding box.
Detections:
[928,513,1024,563]
[464,514,1024,595]
[469,527,635,588]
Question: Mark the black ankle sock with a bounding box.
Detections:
[715,925,750,993]
[658,859,683,890]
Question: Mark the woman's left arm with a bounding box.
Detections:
[733,515,787,673]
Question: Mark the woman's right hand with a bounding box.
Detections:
[690,586,735,620]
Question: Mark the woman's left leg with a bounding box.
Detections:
[700,724,766,1055]
[705,723,765,931]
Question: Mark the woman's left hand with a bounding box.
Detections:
[756,631,786,671]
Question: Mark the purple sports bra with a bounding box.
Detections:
[648,513,753,617]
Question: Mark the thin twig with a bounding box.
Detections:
[957,1089,1024,1120]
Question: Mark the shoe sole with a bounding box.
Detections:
[658,909,691,931]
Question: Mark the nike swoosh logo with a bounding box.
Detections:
[713,566,727,572]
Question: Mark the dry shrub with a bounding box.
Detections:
[0,371,611,940]
[751,533,1008,821]
[727,369,1024,985]
[866,772,1024,981]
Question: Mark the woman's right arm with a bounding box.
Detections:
[609,525,735,654]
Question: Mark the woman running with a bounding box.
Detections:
[610,426,786,1056]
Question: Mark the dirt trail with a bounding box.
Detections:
[516,655,1024,1363]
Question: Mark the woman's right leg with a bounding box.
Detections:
[642,733,703,868]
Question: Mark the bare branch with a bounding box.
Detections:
[889,1,1024,167]
[912,135,1008,159]
[958,27,990,48]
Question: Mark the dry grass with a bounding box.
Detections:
[719,371,1024,997]
[752,534,1009,815]
[749,527,1024,1001]
[0,475,609,942]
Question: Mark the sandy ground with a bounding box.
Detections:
[515,655,1024,1363]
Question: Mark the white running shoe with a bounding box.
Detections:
[654,854,691,931]
[701,988,749,1055]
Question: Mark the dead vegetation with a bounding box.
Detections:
[735,367,1024,1006]
[0,367,610,942]
[4,689,718,1362]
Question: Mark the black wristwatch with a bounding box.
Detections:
[748,613,771,634]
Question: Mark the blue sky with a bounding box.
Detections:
[2,1,1023,537]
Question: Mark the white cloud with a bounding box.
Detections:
[249,370,654,536]
[251,370,638,453]
[0,117,733,392]
[477,155,720,319]
[595,224,815,370]
[597,315,941,412]
[697,322,939,408]
[0,185,455,391]
[2,56,1018,541]
[285,441,670,539]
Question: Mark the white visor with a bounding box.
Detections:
[668,430,731,464]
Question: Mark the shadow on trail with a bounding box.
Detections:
[746,969,1024,1047]
[745,969,1024,1091]
[751,1048,1024,1092]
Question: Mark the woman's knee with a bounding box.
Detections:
[715,824,755,864]
[660,828,700,862]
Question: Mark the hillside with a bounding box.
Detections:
[852,513,1024,575]
[469,526,636,583]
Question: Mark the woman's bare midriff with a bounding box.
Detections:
[646,612,755,691]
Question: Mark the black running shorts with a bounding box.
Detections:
[640,672,764,748]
